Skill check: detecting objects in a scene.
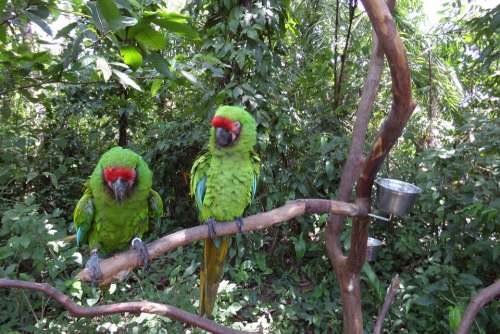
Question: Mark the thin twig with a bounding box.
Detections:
[0,279,255,334]
[456,280,500,334]
[373,274,400,334]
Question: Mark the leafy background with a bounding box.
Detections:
[0,0,498,333]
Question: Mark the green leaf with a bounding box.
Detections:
[62,33,84,69]
[108,283,117,295]
[96,0,121,31]
[120,46,142,69]
[0,25,6,42]
[147,53,173,78]
[28,5,50,19]
[87,2,107,33]
[325,160,334,179]
[119,16,138,27]
[134,27,167,50]
[180,70,202,88]
[42,172,58,188]
[112,69,142,91]
[70,280,83,299]
[152,11,200,40]
[55,22,77,39]
[86,296,99,307]
[96,56,112,81]
[448,306,463,332]
[293,234,306,259]
[362,263,384,303]
[457,273,483,286]
[150,78,162,96]
[0,0,7,14]
[25,11,52,36]
[414,295,434,306]
[246,28,259,41]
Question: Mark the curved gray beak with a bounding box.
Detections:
[112,178,128,202]
[216,127,233,147]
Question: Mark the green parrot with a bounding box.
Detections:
[73,146,163,283]
[190,105,260,316]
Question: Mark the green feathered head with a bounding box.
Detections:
[209,105,257,154]
[89,146,152,202]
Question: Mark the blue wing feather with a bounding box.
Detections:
[251,175,257,200]
[196,176,207,209]
[76,226,85,247]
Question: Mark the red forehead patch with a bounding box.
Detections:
[103,167,136,182]
[212,116,238,132]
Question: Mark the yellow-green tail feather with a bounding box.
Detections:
[200,237,229,316]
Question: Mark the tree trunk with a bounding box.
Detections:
[118,111,128,147]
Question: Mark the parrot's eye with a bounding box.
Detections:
[233,121,241,133]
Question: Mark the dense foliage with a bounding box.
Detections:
[0,0,498,333]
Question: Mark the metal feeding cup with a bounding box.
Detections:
[366,237,384,262]
[375,178,422,216]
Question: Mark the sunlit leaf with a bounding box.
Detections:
[112,69,142,91]
[96,56,112,81]
[150,78,162,96]
[180,70,202,88]
[120,46,143,69]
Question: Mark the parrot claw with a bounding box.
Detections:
[131,237,150,271]
[236,217,244,233]
[205,218,217,240]
[85,249,102,286]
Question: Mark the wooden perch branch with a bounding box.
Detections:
[373,274,400,334]
[77,199,360,285]
[0,279,254,334]
[456,280,500,334]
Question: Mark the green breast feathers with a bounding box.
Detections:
[73,146,163,254]
[190,150,260,222]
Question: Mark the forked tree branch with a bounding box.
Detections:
[323,0,415,332]
[0,279,254,334]
[76,199,361,285]
[325,0,394,268]
[350,0,416,270]
[373,274,400,334]
[356,0,417,200]
[456,280,500,334]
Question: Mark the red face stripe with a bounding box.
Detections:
[212,116,238,133]
[103,167,136,183]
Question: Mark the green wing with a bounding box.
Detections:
[190,152,211,211]
[250,150,260,200]
[148,189,164,227]
[73,184,94,247]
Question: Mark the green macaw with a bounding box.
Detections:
[190,105,260,316]
[73,146,163,283]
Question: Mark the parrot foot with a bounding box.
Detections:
[236,217,244,233]
[85,249,102,286]
[131,237,150,271]
[205,218,217,240]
